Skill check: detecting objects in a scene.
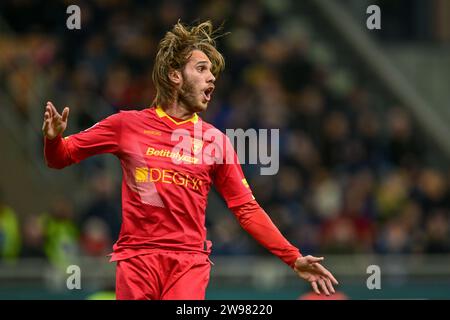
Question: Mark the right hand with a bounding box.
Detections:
[42,101,70,140]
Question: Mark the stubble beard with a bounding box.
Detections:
[179,74,206,113]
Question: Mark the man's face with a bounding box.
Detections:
[178,50,216,113]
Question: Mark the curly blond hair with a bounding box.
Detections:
[152,20,226,106]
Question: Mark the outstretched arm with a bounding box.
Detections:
[213,135,338,295]
[231,200,338,295]
[42,101,121,169]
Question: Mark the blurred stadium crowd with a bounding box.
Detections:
[0,0,449,269]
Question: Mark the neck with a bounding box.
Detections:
[160,101,195,120]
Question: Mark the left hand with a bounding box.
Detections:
[294,255,339,295]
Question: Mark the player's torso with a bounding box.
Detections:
[117,108,221,212]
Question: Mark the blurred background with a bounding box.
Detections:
[0,0,449,299]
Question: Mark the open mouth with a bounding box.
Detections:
[203,86,214,102]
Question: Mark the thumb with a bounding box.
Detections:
[61,107,70,122]
[306,256,324,264]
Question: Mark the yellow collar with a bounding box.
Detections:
[155,106,199,125]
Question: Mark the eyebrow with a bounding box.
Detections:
[195,61,211,66]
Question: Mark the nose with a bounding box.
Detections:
[208,70,215,83]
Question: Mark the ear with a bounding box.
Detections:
[168,69,182,85]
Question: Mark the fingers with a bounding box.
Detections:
[329,273,339,285]
[311,277,335,296]
[311,281,320,295]
[45,104,53,118]
[61,107,70,122]
[318,278,330,296]
[43,105,52,134]
[42,117,49,133]
[298,255,340,295]
[324,277,335,294]
[315,263,339,285]
[47,101,61,119]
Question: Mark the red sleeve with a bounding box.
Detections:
[213,136,254,208]
[231,200,302,268]
[44,112,122,169]
[44,135,73,169]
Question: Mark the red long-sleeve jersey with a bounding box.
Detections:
[44,106,301,267]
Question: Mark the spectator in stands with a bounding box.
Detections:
[41,198,79,269]
[20,215,46,259]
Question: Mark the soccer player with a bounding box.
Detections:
[42,21,338,300]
